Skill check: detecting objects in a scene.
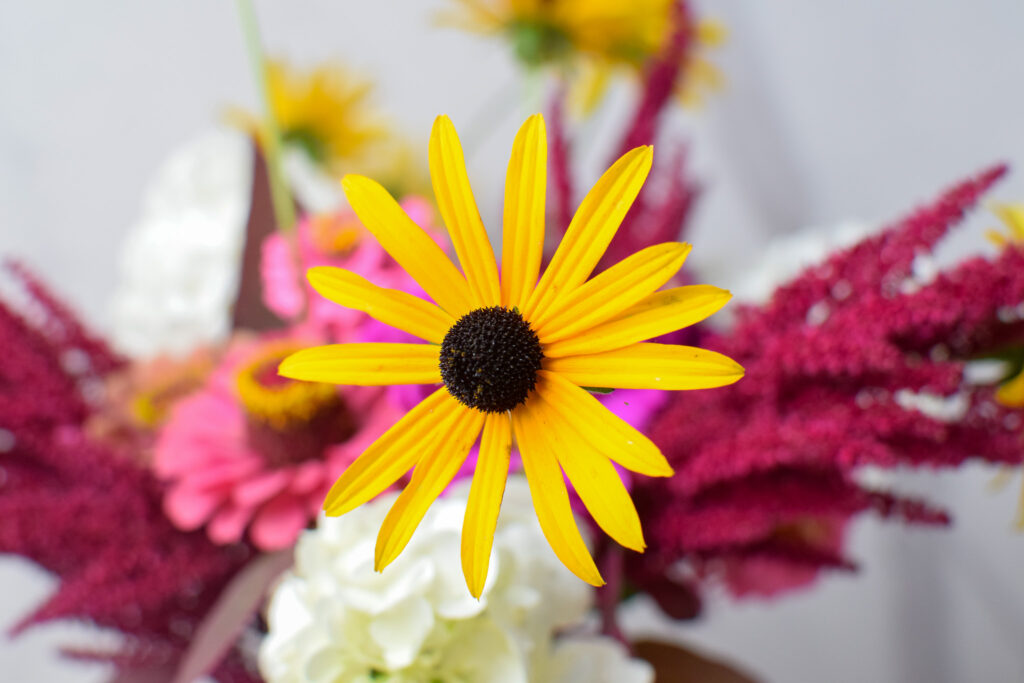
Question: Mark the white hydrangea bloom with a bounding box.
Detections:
[110,129,253,357]
[259,477,653,683]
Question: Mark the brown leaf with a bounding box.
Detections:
[633,640,761,683]
[232,144,284,332]
[170,549,293,683]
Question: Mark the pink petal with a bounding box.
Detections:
[289,462,325,495]
[232,469,292,507]
[249,495,309,550]
[163,485,224,530]
[176,457,264,491]
[208,504,255,545]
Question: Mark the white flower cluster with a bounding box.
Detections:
[110,129,253,357]
[259,477,653,683]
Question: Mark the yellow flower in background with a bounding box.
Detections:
[231,60,386,173]
[984,203,1024,528]
[985,203,1024,250]
[442,0,725,109]
[280,113,742,596]
[987,203,1024,409]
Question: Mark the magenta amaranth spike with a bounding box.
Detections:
[632,165,1024,607]
[0,264,256,682]
[600,142,701,269]
[615,0,694,155]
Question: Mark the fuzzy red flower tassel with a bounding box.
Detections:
[633,165,1024,606]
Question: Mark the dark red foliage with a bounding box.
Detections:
[609,0,702,268]
[634,165,1024,606]
[0,263,257,682]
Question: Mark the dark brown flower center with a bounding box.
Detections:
[439,306,544,413]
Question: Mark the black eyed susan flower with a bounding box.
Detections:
[279,113,743,596]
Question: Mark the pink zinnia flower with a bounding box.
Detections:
[262,197,445,412]
[0,262,255,681]
[261,196,441,341]
[155,334,403,550]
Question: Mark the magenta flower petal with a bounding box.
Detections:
[164,484,225,531]
[250,496,309,550]
[232,469,293,507]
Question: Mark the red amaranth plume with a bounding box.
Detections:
[633,164,1024,608]
[0,263,257,682]
[607,0,700,267]
[615,0,694,154]
[549,1,702,269]
[601,142,701,268]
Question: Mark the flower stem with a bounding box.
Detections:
[235,0,308,322]
[236,0,296,234]
[597,542,628,647]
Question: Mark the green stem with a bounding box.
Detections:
[236,0,296,234]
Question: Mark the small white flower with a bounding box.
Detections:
[259,477,651,683]
[110,129,253,357]
[543,638,653,683]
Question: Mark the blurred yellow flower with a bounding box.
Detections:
[986,203,1024,408]
[231,60,386,174]
[985,203,1024,529]
[442,0,725,109]
[985,203,1024,249]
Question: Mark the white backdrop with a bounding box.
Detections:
[3,1,1024,681]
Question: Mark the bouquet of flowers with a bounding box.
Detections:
[3,2,1023,681]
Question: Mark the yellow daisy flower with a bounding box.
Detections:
[279,114,743,596]
[231,60,386,174]
[984,203,1024,528]
[442,0,725,109]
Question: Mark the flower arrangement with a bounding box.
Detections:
[3,2,1024,682]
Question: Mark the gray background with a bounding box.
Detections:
[3,1,1024,681]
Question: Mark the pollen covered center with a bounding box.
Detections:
[439,306,544,413]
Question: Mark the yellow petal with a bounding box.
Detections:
[429,115,501,307]
[545,343,744,390]
[308,267,455,344]
[375,407,486,571]
[461,412,512,598]
[342,174,474,317]
[535,370,671,477]
[279,343,441,385]
[986,229,1009,248]
[697,19,728,47]
[513,400,604,587]
[544,285,732,358]
[533,396,645,552]
[994,203,1024,241]
[996,369,1024,408]
[534,242,691,342]
[571,62,611,115]
[524,146,654,322]
[322,388,463,516]
[501,114,547,310]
